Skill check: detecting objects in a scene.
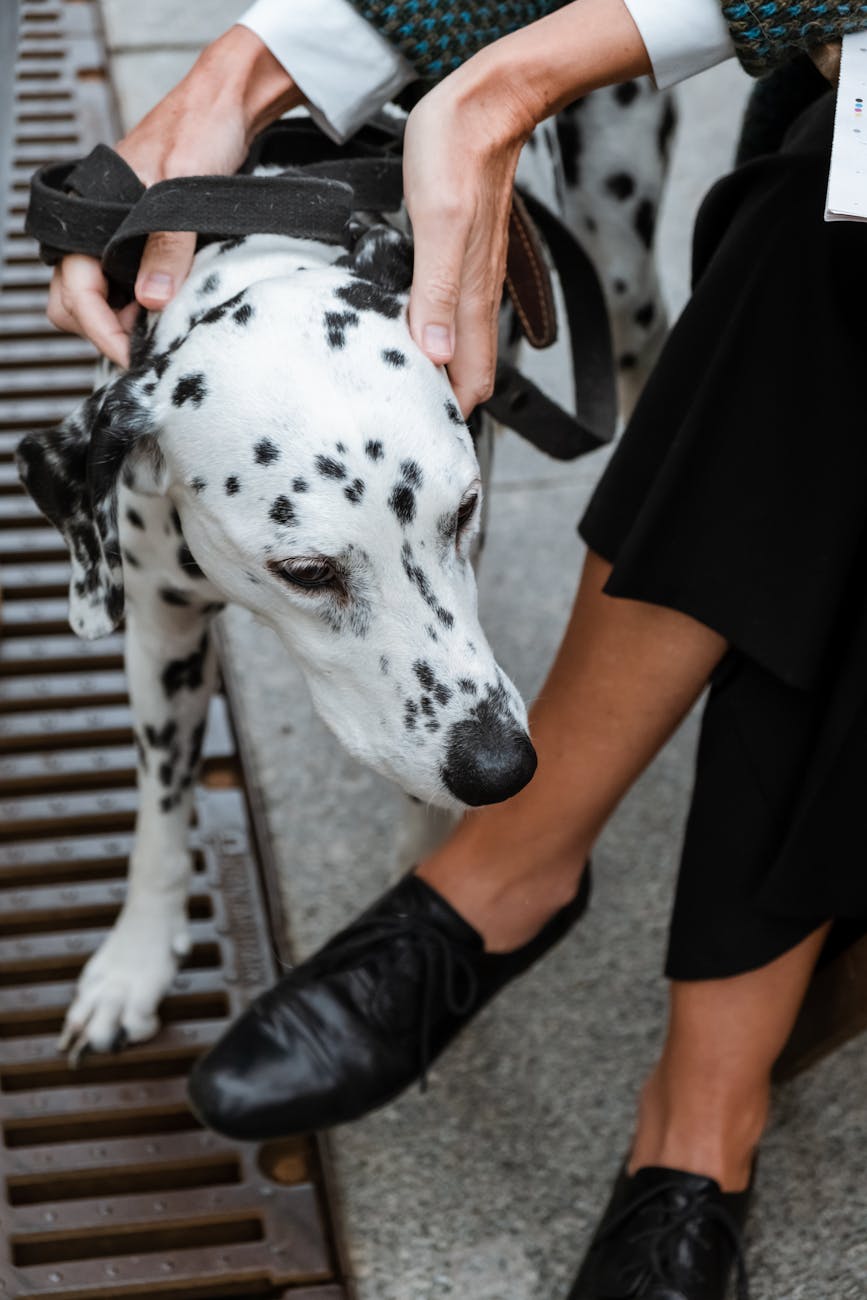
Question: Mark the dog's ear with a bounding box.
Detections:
[16,370,161,639]
[341,221,413,292]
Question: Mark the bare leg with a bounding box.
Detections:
[419,550,727,950]
[630,924,831,1191]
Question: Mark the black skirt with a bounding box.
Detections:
[579,91,867,980]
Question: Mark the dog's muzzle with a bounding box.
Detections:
[441,711,537,806]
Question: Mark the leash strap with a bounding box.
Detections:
[25,119,616,459]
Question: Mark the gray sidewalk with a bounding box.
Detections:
[97,7,866,1297]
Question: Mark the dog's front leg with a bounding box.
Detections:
[61,584,220,1059]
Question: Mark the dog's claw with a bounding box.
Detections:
[67,1033,93,1068]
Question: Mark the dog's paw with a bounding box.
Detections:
[59,907,191,1062]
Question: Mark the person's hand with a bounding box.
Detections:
[403,73,533,416]
[403,0,650,415]
[46,24,300,366]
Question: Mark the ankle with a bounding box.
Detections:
[629,1064,767,1193]
[417,828,589,952]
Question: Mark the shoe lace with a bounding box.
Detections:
[315,911,480,1091]
[595,1178,750,1300]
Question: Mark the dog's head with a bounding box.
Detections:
[17,228,536,809]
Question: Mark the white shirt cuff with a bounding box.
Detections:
[238,0,416,144]
[622,0,735,88]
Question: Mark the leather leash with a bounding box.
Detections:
[25,117,616,460]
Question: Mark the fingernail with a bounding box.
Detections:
[423,323,452,360]
[140,271,173,301]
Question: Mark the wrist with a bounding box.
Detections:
[195,25,303,144]
[451,0,650,132]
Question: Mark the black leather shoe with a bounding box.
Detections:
[567,1164,752,1300]
[188,866,590,1140]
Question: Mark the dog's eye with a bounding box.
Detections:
[456,491,479,535]
[274,558,338,590]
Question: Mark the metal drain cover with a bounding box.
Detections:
[1,2,347,1295]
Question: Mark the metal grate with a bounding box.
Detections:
[1,3,349,1296]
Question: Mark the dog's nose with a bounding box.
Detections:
[441,710,537,806]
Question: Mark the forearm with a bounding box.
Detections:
[431,0,651,151]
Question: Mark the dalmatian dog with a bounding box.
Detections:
[17,81,675,1061]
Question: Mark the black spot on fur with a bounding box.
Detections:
[336,442,347,454]
[162,631,208,697]
[344,478,365,504]
[585,215,598,234]
[324,310,359,349]
[106,586,124,627]
[379,656,390,675]
[158,760,174,788]
[556,110,582,188]
[190,476,206,494]
[634,301,656,328]
[615,80,639,106]
[635,199,656,250]
[172,373,207,408]
[233,302,254,325]
[269,495,296,526]
[458,678,477,695]
[177,543,206,579]
[126,507,145,530]
[404,699,418,730]
[254,437,281,466]
[225,475,241,495]
[400,459,422,489]
[414,660,436,691]
[389,484,416,526]
[152,335,185,380]
[160,587,191,606]
[605,171,636,200]
[365,440,384,462]
[658,97,677,160]
[619,353,639,370]
[188,718,206,770]
[200,272,220,295]
[613,278,628,296]
[144,720,176,748]
[122,548,140,568]
[292,477,309,493]
[420,695,436,718]
[401,541,454,628]
[218,235,246,253]
[342,224,413,291]
[444,401,463,427]
[197,290,246,326]
[382,348,406,368]
[335,280,402,319]
[315,455,347,480]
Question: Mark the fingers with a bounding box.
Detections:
[135,230,197,309]
[48,256,132,367]
[407,199,469,369]
[449,288,500,417]
[407,202,503,416]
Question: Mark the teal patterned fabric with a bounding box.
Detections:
[353,1,567,77]
[722,1,867,75]
[352,0,867,81]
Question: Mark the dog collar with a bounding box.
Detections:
[25,116,617,461]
